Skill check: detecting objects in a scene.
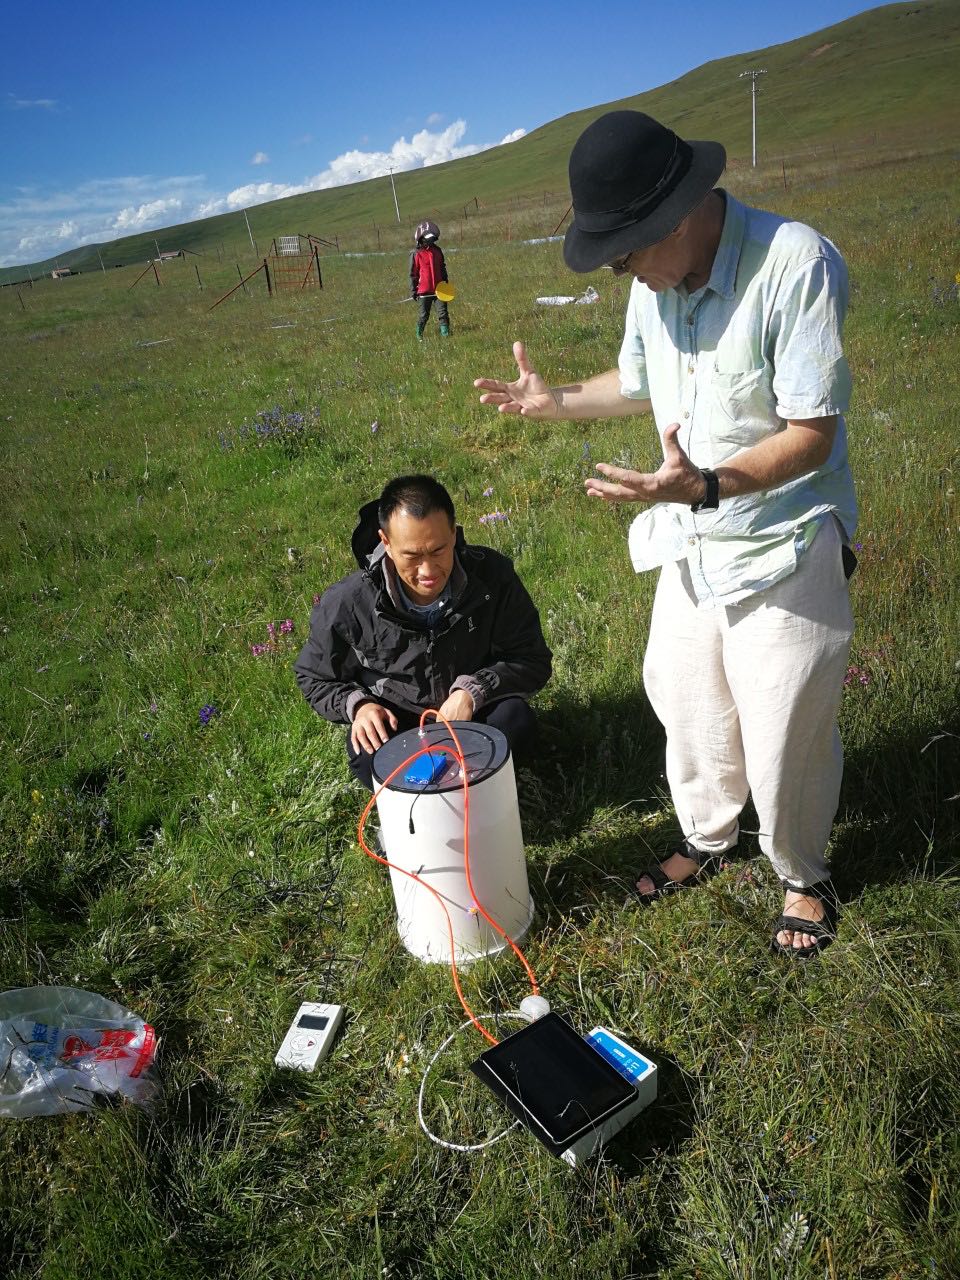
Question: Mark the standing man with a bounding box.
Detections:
[294,475,551,790]
[474,112,857,959]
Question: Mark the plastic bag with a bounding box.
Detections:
[0,986,157,1117]
[535,286,600,307]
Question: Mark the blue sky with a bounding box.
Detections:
[1,0,876,267]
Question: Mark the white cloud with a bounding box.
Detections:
[251,151,270,166]
[0,122,527,267]
[7,94,58,111]
[426,112,444,126]
[111,197,184,233]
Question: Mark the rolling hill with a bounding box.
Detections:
[3,0,958,285]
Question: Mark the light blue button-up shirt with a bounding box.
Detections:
[618,192,857,607]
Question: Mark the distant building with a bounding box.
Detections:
[159,250,183,260]
[51,267,72,279]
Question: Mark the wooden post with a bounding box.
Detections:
[314,245,322,288]
[236,264,247,293]
[128,260,158,290]
[263,258,272,297]
[195,264,203,290]
[781,159,787,190]
[17,290,25,310]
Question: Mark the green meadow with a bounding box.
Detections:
[3,9,960,1280]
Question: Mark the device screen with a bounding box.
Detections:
[476,1013,635,1145]
[297,1014,329,1031]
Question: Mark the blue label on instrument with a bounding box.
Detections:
[586,1028,652,1084]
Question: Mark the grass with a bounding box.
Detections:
[1,136,959,1278]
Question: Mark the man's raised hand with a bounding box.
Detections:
[474,341,559,418]
[584,423,706,505]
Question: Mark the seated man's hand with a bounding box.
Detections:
[351,702,398,754]
[437,689,475,724]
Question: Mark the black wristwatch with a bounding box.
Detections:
[691,468,719,512]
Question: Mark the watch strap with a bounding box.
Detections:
[691,468,719,512]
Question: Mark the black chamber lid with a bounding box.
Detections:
[371,720,509,794]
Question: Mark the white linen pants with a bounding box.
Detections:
[642,517,854,888]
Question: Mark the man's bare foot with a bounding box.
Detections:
[776,888,831,952]
[636,848,701,897]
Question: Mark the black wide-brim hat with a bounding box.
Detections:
[563,111,726,273]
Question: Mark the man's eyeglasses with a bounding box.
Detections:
[607,248,637,274]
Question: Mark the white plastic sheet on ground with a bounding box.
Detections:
[0,986,157,1117]
[536,286,600,306]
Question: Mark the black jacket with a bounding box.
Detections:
[294,500,552,723]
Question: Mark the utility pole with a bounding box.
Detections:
[96,248,106,273]
[739,68,767,167]
[154,237,161,260]
[387,166,401,223]
[243,208,257,254]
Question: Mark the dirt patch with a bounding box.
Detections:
[808,42,837,58]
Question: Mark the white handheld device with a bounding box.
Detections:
[275,1002,344,1071]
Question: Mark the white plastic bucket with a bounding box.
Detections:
[372,721,534,964]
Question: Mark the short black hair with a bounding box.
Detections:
[378,474,455,530]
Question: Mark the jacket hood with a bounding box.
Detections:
[350,498,467,571]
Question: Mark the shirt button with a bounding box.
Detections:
[687,537,697,546]
[682,411,690,420]
[687,363,694,374]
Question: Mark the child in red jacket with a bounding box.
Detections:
[409,219,451,339]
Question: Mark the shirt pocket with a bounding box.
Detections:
[710,366,779,450]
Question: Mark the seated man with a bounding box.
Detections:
[294,474,552,789]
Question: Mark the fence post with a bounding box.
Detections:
[17,290,25,310]
[195,264,203,290]
[263,259,272,297]
[314,245,322,288]
[781,159,787,190]
[152,261,161,286]
[236,264,247,293]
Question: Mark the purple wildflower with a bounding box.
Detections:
[250,643,268,657]
[479,510,510,525]
[199,704,219,726]
[267,622,277,640]
[482,486,494,498]
[279,619,294,634]
[149,700,158,714]
[843,665,871,688]
[313,594,321,606]
[371,420,380,434]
